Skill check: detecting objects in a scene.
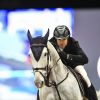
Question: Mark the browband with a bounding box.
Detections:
[30,43,46,48]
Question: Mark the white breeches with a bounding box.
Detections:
[75,65,91,87]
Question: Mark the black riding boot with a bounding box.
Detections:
[87,84,98,100]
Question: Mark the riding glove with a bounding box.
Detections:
[58,51,73,61]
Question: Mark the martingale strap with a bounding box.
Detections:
[53,72,69,100]
[46,69,69,100]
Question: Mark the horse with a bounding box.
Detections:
[27,29,88,100]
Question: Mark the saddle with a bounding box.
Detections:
[68,66,88,98]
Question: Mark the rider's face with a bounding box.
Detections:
[57,38,68,49]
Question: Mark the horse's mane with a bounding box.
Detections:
[47,41,63,64]
[47,41,68,74]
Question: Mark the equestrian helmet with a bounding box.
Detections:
[53,25,70,39]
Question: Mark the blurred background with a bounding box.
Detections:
[0,8,100,100]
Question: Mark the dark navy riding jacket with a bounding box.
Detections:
[49,37,88,69]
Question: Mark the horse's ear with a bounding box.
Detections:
[27,29,32,42]
[44,28,49,41]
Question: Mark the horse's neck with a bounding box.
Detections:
[50,59,68,82]
[47,41,67,82]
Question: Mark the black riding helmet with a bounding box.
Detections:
[53,25,70,39]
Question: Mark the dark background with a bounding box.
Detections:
[0,0,100,9]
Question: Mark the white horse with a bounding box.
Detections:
[27,29,88,100]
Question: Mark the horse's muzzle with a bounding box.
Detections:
[34,80,44,88]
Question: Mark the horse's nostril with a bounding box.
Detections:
[35,81,44,88]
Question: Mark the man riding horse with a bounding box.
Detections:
[49,25,98,100]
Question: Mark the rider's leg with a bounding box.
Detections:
[75,65,98,100]
[75,65,91,87]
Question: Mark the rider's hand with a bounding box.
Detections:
[58,51,67,59]
[67,54,73,61]
[58,51,73,61]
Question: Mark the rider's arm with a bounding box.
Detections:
[58,40,88,66]
[67,40,88,64]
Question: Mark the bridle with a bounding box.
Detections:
[30,43,69,100]
[30,43,52,86]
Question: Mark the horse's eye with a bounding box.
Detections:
[28,54,30,57]
[44,53,47,56]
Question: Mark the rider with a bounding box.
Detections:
[49,25,98,100]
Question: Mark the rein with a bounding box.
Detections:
[47,66,69,100]
[42,53,69,100]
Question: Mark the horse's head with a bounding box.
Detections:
[27,29,52,88]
